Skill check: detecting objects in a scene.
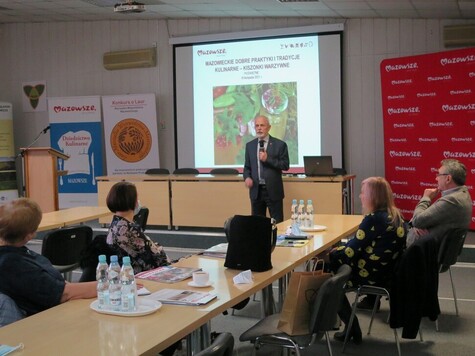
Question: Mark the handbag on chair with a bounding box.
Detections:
[224,215,277,272]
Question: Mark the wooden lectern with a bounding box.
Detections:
[21,147,69,213]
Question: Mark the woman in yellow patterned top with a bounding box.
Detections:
[330,177,407,344]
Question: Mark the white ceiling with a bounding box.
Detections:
[0,0,475,24]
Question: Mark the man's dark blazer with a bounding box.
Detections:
[243,135,289,201]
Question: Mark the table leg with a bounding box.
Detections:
[260,285,276,317]
[186,322,211,355]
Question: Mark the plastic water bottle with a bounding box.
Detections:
[297,199,305,227]
[96,254,109,309]
[290,199,298,226]
[120,256,137,312]
[306,199,315,228]
[108,255,122,311]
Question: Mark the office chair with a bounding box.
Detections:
[240,264,351,356]
[0,292,25,327]
[134,206,150,231]
[436,228,468,331]
[79,234,116,282]
[209,168,239,175]
[195,332,234,356]
[145,168,170,174]
[173,168,199,175]
[42,225,93,282]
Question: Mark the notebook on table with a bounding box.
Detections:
[303,156,337,177]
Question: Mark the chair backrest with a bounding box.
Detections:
[438,228,468,273]
[42,225,93,266]
[133,206,149,231]
[209,168,239,175]
[173,168,199,175]
[309,264,351,333]
[0,292,25,327]
[195,332,234,356]
[145,168,170,175]
[79,234,116,282]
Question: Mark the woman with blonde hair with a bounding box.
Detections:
[330,177,408,344]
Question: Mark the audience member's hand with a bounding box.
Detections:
[244,177,253,188]
[423,188,440,201]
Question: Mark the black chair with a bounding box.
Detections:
[173,168,199,175]
[42,225,93,281]
[134,206,149,231]
[0,292,25,327]
[436,228,468,330]
[209,168,239,175]
[145,168,170,175]
[240,264,351,356]
[79,234,116,282]
[195,332,234,356]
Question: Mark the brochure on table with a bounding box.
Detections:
[135,266,202,283]
[146,289,217,306]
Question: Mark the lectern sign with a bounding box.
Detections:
[381,47,475,229]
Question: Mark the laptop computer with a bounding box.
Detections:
[303,156,337,176]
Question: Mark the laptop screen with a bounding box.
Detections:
[303,156,336,176]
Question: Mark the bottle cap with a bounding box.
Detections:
[98,255,106,263]
[110,255,118,262]
[292,199,297,203]
[299,199,304,204]
[122,256,131,264]
[307,199,313,204]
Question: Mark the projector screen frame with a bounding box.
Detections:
[171,23,345,173]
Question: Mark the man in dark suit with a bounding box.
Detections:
[243,115,289,222]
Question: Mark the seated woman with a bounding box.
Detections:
[329,177,407,344]
[0,198,97,319]
[106,181,170,273]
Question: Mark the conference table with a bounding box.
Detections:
[0,214,362,355]
[38,206,112,232]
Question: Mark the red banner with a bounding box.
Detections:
[381,47,475,229]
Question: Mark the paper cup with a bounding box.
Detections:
[192,271,209,286]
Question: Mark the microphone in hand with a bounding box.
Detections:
[259,140,265,152]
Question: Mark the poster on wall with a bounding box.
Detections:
[102,93,160,175]
[22,81,47,112]
[48,96,103,208]
[0,102,18,203]
[381,47,475,229]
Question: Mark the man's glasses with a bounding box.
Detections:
[436,173,449,177]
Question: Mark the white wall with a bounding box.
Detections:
[0,17,469,213]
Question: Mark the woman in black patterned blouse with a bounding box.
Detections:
[330,177,408,344]
[106,181,170,274]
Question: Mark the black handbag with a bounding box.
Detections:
[223,215,277,272]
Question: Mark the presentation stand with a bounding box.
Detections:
[21,147,68,213]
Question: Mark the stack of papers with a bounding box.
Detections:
[202,243,228,258]
[147,289,217,306]
[135,266,201,283]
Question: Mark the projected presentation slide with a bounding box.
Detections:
[174,25,343,172]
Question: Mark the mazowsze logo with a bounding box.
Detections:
[390,180,408,185]
[417,92,436,97]
[420,182,436,187]
[395,166,416,171]
[387,107,420,115]
[429,121,453,127]
[471,169,475,175]
[388,95,405,100]
[110,118,152,163]
[427,75,451,81]
[390,138,407,142]
[390,151,421,158]
[450,89,471,95]
[394,193,422,201]
[470,121,475,126]
[419,138,438,143]
[385,63,418,72]
[451,137,473,142]
[440,55,475,66]
[394,123,415,128]
[443,151,475,159]
[197,48,226,56]
[53,105,96,113]
[442,104,475,112]
[391,79,412,85]
[470,72,475,78]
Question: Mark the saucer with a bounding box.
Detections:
[188,281,213,288]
